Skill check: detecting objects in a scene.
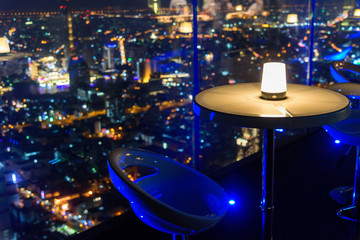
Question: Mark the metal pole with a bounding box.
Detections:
[353,146,360,206]
[353,146,360,240]
[173,235,188,240]
[306,0,315,86]
[261,129,275,240]
[192,0,200,170]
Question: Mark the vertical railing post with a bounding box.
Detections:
[192,0,200,170]
[306,0,316,86]
[353,146,360,240]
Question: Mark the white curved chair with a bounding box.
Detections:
[324,83,360,221]
[107,148,229,239]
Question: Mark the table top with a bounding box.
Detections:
[194,83,351,129]
[327,83,360,99]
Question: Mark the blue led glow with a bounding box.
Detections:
[193,103,200,116]
[107,44,117,48]
[229,200,235,205]
[107,149,229,235]
[210,112,215,121]
[11,173,16,183]
[275,129,284,132]
[324,46,352,61]
[335,139,341,144]
[330,64,349,83]
[344,31,360,40]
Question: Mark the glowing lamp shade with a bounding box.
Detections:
[0,38,10,54]
[235,5,243,11]
[179,22,192,33]
[354,9,360,17]
[261,62,287,100]
[287,14,298,24]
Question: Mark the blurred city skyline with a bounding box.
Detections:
[0,0,149,11]
[0,0,358,238]
[0,0,337,11]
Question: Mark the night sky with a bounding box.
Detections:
[0,0,341,12]
[0,0,160,11]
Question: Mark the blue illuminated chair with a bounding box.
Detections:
[330,61,360,83]
[107,148,229,239]
[324,83,360,221]
[325,46,352,61]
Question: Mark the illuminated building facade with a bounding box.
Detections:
[343,0,357,10]
[118,38,126,65]
[136,59,151,83]
[102,45,116,71]
[67,7,75,57]
[60,1,75,69]
[28,59,39,80]
[105,96,123,123]
[148,0,161,14]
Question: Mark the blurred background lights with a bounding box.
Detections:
[11,173,17,183]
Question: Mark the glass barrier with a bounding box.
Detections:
[312,0,360,86]
[0,4,195,238]
[0,0,347,238]
[196,0,312,172]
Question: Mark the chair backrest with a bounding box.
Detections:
[330,61,360,83]
[108,148,229,232]
[327,82,360,102]
[324,82,360,146]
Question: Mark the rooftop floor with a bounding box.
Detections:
[72,128,359,240]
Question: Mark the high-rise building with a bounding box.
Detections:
[136,59,151,83]
[68,56,90,94]
[0,163,10,232]
[60,1,75,69]
[170,0,187,14]
[78,17,94,70]
[118,38,127,65]
[28,59,39,80]
[148,0,161,14]
[67,9,75,57]
[344,0,360,11]
[105,96,124,123]
[102,44,116,71]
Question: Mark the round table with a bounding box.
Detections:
[193,82,351,240]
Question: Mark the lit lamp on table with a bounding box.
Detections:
[193,60,351,240]
[261,62,287,100]
[179,22,193,33]
[286,13,298,24]
[235,4,243,11]
[354,9,360,17]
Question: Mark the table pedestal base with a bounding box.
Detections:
[173,235,188,240]
[338,205,360,222]
[339,146,360,222]
[261,129,275,240]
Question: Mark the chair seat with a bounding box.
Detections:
[108,148,229,235]
[328,83,360,99]
[324,109,360,146]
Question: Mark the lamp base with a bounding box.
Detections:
[261,91,286,100]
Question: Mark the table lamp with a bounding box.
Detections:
[235,5,243,11]
[354,9,360,17]
[261,62,287,100]
[286,14,298,24]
